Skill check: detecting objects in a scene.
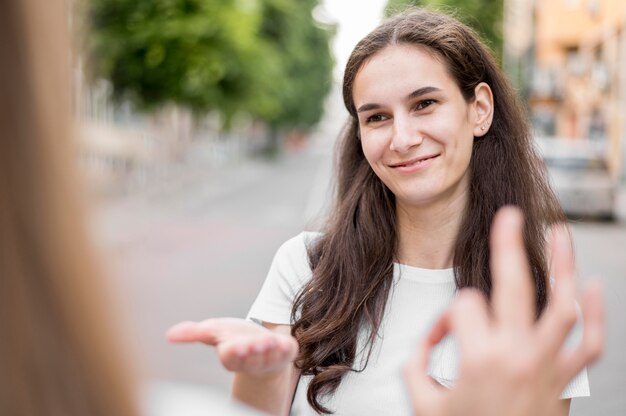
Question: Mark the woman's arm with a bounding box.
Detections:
[556,399,571,416]
[167,319,299,415]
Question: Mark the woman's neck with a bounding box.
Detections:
[395,187,468,269]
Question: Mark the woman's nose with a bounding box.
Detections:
[389,115,423,152]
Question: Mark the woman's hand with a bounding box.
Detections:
[167,318,298,379]
[404,207,604,416]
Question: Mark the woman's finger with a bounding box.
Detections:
[166,320,220,345]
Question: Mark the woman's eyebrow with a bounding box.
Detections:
[406,86,441,100]
[356,103,381,113]
[356,86,442,113]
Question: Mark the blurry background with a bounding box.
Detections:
[72,0,625,414]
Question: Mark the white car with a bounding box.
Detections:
[535,138,616,220]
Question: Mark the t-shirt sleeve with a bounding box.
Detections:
[246,232,318,325]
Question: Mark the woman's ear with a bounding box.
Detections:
[472,82,494,137]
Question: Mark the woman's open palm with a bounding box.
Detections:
[167,318,298,378]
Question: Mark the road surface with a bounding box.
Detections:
[93,112,625,415]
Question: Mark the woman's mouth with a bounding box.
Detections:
[390,154,440,170]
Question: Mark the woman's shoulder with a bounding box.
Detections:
[275,231,323,258]
[245,232,323,323]
[269,231,323,276]
[290,230,323,246]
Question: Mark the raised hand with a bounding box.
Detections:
[167,318,298,379]
[404,207,604,416]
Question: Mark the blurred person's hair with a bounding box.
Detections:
[0,1,138,415]
[291,7,566,413]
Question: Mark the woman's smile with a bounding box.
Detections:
[389,153,441,173]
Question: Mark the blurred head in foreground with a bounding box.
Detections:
[0,1,137,415]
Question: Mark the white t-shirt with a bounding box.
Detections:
[247,232,590,415]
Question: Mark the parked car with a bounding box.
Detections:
[535,137,616,220]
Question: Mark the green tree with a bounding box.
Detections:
[88,0,334,131]
[384,0,503,63]
[257,0,334,132]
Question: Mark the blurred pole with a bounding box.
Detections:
[503,0,535,100]
[620,10,626,184]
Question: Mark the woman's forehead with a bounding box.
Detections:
[352,44,456,105]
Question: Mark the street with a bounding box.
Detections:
[570,221,626,415]
[93,118,626,415]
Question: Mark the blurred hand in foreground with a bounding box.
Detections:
[405,207,604,416]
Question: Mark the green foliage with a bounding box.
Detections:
[88,0,334,130]
[257,0,334,130]
[384,0,503,63]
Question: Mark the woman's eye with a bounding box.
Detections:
[415,99,435,110]
[366,114,388,123]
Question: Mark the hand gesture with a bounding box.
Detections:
[404,207,604,416]
[167,318,298,379]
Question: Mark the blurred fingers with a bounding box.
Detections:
[450,289,490,352]
[404,337,446,414]
[547,224,575,285]
[490,207,535,328]
[547,224,576,302]
[556,281,604,387]
[537,226,578,354]
[425,308,452,347]
[537,225,577,356]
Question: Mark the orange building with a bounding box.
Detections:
[505,0,626,180]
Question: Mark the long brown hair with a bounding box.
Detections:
[291,8,565,414]
[0,1,138,415]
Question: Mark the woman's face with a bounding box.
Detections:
[352,44,492,209]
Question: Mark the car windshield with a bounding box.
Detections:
[544,157,608,172]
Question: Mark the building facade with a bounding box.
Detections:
[505,0,626,181]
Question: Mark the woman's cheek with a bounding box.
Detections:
[362,129,390,161]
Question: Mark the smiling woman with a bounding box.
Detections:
[169,7,599,416]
